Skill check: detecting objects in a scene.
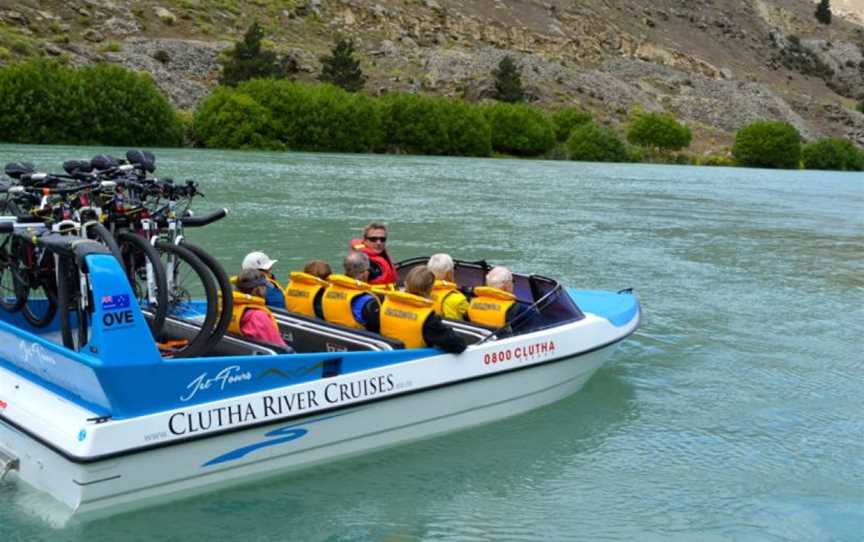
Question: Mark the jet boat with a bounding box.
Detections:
[0,252,640,522]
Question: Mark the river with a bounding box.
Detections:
[1,145,862,541]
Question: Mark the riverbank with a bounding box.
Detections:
[1,61,862,170]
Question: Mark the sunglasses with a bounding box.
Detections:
[366,236,387,243]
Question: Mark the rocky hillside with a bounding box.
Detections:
[1,0,863,153]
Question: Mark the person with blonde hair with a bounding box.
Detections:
[380,266,466,353]
[284,260,333,319]
[229,269,288,347]
[468,266,528,328]
[427,253,469,321]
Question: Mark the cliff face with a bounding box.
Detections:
[1,0,863,152]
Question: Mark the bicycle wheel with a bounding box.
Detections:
[0,236,26,312]
[181,242,233,348]
[20,244,57,328]
[85,222,124,264]
[117,232,168,336]
[156,241,219,358]
[56,255,88,350]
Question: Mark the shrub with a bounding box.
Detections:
[238,79,383,152]
[72,64,183,146]
[0,60,182,146]
[801,138,864,171]
[566,123,628,163]
[699,154,735,167]
[627,112,692,152]
[192,87,278,149]
[437,99,492,157]
[381,93,450,155]
[319,38,366,93]
[732,121,801,169]
[484,102,555,156]
[858,98,863,114]
[551,107,592,142]
[492,55,525,103]
[219,22,284,86]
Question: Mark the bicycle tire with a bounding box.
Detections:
[180,242,233,351]
[57,255,88,350]
[117,232,169,337]
[20,242,57,328]
[0,236,27,312]
[156,241,219,358]
[86,222,124,264]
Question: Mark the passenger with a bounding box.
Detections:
[350,221,398,288]
[229,269,288,347]
[284,260,332,319]
[467,266,529,328]
[321,252,380,332]
[241,251,286,309]
[427,253,469,321]
[381,266,467,353]
[303,260,332,280]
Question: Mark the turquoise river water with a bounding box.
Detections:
[0,145,861,541]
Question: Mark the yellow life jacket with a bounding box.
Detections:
[380,291,434,348]
[467,286,516,328]
[372,283,396,294]
[430,280,459,316]
[284,271,329,317]
[321,274,377,329]
[227,290,279,337]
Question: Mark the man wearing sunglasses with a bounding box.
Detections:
[350,221,398,287]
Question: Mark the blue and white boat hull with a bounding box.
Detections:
[1,304,637,523]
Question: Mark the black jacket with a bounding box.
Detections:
[423,313,467,354]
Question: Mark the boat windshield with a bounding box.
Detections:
[395,257,584,337]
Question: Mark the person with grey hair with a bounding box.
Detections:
[320,251,381,332]
[427,253,469,321]
[467,266,529,328]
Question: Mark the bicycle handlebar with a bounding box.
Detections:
[180,208,228,228]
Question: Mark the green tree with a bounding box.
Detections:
[732,121,802,169]
[627,112,692,153]
[438,99,492,157]
[219,22,284,86]
[566,123,629,163]
[492,55,525,103]
[319,38,366,93]
[551,108,592,142]
[801,138,864,171]
[815,0,832,24]
[381,93,450,155]
[858,97,864,114]
[483,102,555,156]
[193,87,279,149]
[0,60,182,147]
[234,79,383,152]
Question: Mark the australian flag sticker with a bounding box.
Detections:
[101,294,130,311]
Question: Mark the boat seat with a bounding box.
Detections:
[270,308,405,353]
[159,316,291,356]
[442,319,495,345]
